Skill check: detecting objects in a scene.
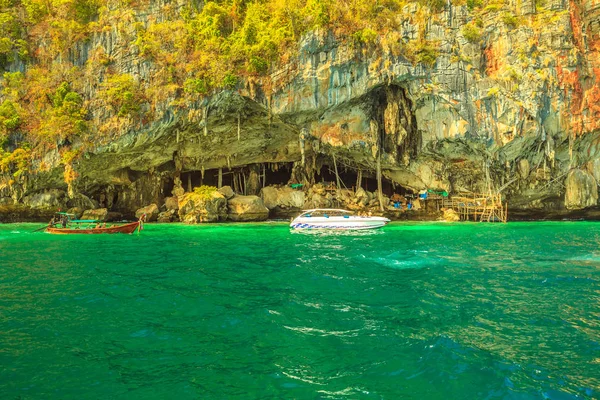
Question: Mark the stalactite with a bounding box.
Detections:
[218,168,223,189]
[299,128,307,167]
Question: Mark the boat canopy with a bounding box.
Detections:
[55,212,76,216]
[69,219,99,223]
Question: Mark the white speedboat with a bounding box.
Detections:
[290,209,390,230]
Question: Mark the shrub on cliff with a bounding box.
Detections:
[0,8,27,67]
[502,12,519,29]
[466,0,483,10]
[407,41,439,68]
[462,23,482,43]
[0,146,31,181]
[351,28,378,46]
[193,185,218,200]
[0,100,20,131]
[35,82,87,146]
[99,74,145,118]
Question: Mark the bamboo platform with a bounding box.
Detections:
[441,193,508,223]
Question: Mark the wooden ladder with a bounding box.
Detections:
[480,206,493,222]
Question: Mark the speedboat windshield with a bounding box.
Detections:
[300,209,353,218]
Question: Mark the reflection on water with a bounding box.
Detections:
[0,222,599,399]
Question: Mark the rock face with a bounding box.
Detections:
[218,186,235,200]
[135,204,159,221]
[164,197,179,211]
[227,195,269,222]
[260,186,305,210]
[564,170,598,210]
[81,208,108,221]
[22,189,66,209]
[4,2,600,221]
[66,194,97,210]
[178,191,227,223]
[157,210,177,223]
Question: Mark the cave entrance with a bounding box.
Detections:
[316,164,411,197]
[262,163,294,187]
[180,162,294,194]
[162,177,175,198]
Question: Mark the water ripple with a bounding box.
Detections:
[0,222,598,399]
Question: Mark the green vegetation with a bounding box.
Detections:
[37,82,88,145]
[0,100,19,131]
[193,185,218,200]
[407,41,439,67]
[502,12,518,29]
[0,145,30,182]
[462,23,482,43]
[0,0,556,188]
[99,74,144,118]
[352,28,378,46]
[467,0,483,10]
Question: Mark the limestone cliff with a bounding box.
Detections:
[2,0,600,221]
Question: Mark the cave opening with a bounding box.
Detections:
[180,163,294,194]
[316,165,411,197]
[262,163,294,187]
[98,191,118,209]
[162,176,175,197]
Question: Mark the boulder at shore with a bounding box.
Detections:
[135,204,159,221]
[178,191,227,223]
[565,169,598,210]
[260,186,305,210]
[164,196,179,211]
[81,208,108,221]
[218,186,235,199]
[227,195,269,221]
[441,208,460,222]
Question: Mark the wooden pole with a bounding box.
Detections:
[376,154,384,211]
[356,169,362,191]
[333,154,341,190]
[242,170,247,195]
[218,168,223,188]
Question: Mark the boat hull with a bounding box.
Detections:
[290,217,390,230]
[46,221,141,234]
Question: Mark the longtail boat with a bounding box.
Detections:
[45,212,145,235]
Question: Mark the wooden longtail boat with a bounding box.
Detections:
[45,212,145,235]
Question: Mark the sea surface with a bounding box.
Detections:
[0,222,599,399]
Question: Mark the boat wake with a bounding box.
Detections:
[360,251,441,270]
[291,229,384,237]
[568,253,600,264]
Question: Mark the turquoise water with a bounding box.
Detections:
[0,222,599,399]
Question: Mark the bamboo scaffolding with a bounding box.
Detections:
[442,193,507,223]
